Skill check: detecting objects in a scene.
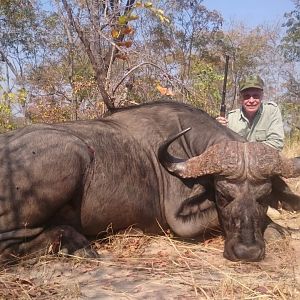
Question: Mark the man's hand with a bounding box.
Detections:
[216,116,228,126]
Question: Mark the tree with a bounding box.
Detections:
[59,0,163,111]
[279,0,300,139]
[280,0,300,100]
[133,0,223,111]
[0,0,43,128]
[281,0,300,62]
[1,0,298,132]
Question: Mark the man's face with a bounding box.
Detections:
[240,88,263,119]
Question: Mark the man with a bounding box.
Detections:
[216,75,284,150]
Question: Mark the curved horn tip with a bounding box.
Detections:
[158,127,192,172]
[183,127,191,133]
[175,127,191,139]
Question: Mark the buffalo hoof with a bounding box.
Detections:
[73,247,100,259]
[59,247,100,259]
[264,222,289,242]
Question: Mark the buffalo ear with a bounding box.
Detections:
[271,177,300,211]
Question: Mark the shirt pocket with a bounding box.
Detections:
[255,130,267,142]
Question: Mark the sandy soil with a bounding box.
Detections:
[1,179,300,299]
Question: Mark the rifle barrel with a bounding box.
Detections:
[220,55,230,117]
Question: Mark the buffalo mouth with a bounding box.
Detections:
[223,237,265,262]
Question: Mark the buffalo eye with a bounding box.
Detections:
[256,194,271,206]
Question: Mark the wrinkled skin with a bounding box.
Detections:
[215,178,271,261]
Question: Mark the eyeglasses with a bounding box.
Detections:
[241,93,262,101]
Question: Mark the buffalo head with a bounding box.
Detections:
[158,128,300,262]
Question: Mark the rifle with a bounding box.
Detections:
[220,55,230,117]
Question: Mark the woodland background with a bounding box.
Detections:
[0,0,299,139]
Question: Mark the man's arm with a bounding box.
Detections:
[263,104,284,151]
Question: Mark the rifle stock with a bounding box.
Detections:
[220,55,229,117]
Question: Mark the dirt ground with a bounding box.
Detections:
[1,180,300,300]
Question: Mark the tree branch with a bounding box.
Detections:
[61,0,115,111]
[112,61,191,97]
[124,0,136,15]
[0,48,20,80]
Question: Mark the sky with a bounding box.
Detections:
[202,0,295,28]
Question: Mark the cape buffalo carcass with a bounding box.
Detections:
[0,101,299,262]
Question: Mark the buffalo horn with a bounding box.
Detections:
[158,128,225,178]
[248,142,300,179]
[277,156,300,178]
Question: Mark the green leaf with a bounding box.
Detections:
[118,15,128,25]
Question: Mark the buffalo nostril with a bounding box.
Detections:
[233,242,265,262]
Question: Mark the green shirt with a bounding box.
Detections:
[227,102,284,150]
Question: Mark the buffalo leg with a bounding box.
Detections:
[0,225,99,262]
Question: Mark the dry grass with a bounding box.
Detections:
[0,258,81,299]
[283,138,300,158]
[0,223,299,299]
[98,229,299,299]
[0,142,299,299]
